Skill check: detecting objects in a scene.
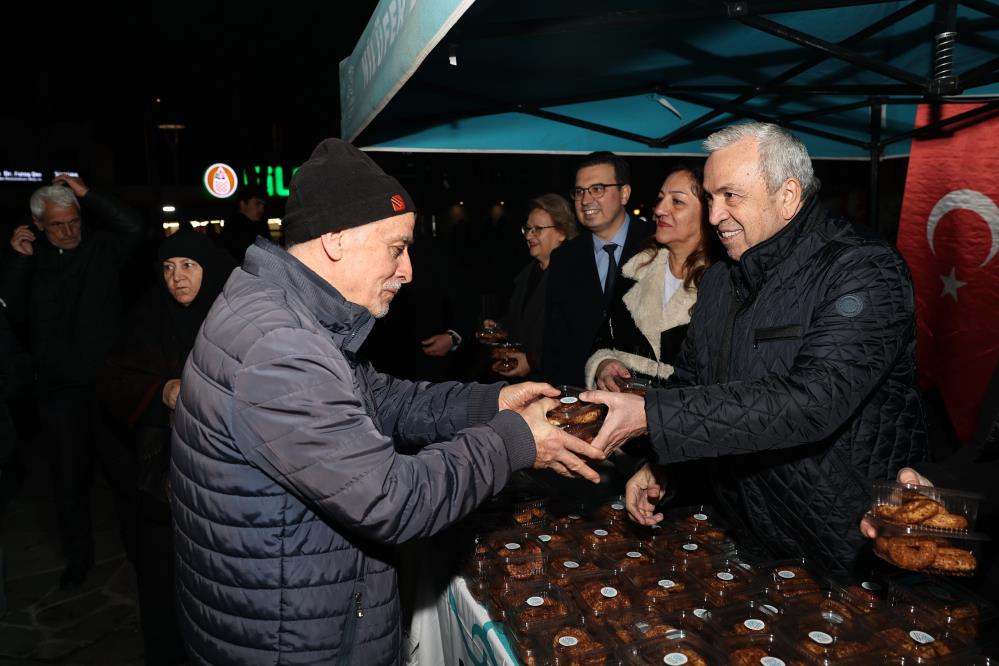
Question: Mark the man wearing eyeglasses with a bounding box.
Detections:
[541,151,654,387]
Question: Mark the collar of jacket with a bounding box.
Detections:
[734,194,826,294]
[243,238,375,354]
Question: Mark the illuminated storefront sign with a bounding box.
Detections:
[243,165,298,198]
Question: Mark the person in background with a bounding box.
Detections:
[217,184,268,263]
[99,229,233,665]
[2,175,144,588]
[541,151,654,387]
[170,138,605,665]
[590,122,926,578]
[484,193,578,381]
[585,164,715,390]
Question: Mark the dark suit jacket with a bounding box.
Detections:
[500,261,548,377]
[541,215,654,386]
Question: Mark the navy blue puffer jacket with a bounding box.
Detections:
[171,240,535,665]
[646,197,927,577]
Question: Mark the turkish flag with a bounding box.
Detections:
[897,103,999,443]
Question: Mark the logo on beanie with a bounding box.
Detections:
[391,194,406,212]
[204,163,238,199]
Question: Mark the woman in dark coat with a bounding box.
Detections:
[99,229,233,666]
[485,193,578,380]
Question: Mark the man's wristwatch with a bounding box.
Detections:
[446,329,462,351]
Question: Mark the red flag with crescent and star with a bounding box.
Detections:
[896,103,999,443]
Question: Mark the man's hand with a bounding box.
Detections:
[625,463,666,525]
[496,351,530,378]
[580,389,648,454]
[498,381,559,412]
[163,378,182,410]
[420,333,454,357]
[595,359,630,391]
[52,174,89,198]
[515,396,605,483]
[10,225,36,256]
[859,467,935,538]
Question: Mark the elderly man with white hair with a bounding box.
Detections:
[3,175,144,588]
[587,122,927,579]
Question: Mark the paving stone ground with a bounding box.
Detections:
[1,440,145,665]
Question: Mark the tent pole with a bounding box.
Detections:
[868,100,883,237]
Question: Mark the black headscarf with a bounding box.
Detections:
[157,229,235,352]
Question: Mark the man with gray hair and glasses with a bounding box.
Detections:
[586,122,927,579]
[2,175,144,588]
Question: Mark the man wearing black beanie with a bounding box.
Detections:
[170,138,605,665]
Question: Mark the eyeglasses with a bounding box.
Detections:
[569,183,624,201]
[522,224,556,237]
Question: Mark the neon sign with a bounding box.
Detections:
[243,165,299,198]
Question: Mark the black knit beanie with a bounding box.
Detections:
[282,138,415,245]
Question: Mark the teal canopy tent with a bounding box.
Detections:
[340,0,998,225]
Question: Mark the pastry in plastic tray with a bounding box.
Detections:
[580,523,631,550]
[475,324,508,343]
[532,526,576,551]
[870,515,984,575]
[628,630,727,665]
[614,375,652,396]
[548,552,604,588]
[866,603,970,662]
[698,559,761,606]
[563,421,600,443]
[490,342,523,372]
[870,480,982,532]
[841,578,889,611]
[595,498,628,523]
[759,558,824,600]
[574,573,633,617]
[544,623,613,665]
[597,546,655,574]
[511,500,549,526]
[547,399,604,428]
[662,537,720,572]
[492,536,546,580]
[889,574,998,640]
[776,607,884,663]
[669,505,725,532]
[726,633,810,666]
[504,587,574,633]
[600,608,681,644]
[622,565,699,610]
[703,599,781,638]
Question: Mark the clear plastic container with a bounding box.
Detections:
[839,577,890,613]
[598,607,683,644]
[563,421,601,443]
[509,499,550,527]
[723,632,808,666]
[596,545,656,575]
[547,399,605,428]
[667,505,728,533]
[572,572,635,618]
[865,603,974,664]
[870,480,983,533]
[626,520,676,549]
[704,598,781,639]
[624,629,728,665]
[489,580,551,621]
[759,557,826,602]
[615,375,652,396]
[595,498,629,524]
[775,606,886,664]
[531,524,577,551]
[530,618,616,666]
[547,551,607,589]
[490,532,548,581]
[889,574,999,641]
[697,558,764,607]
[870,515,986,576]
[504,586,575,635]
[659,536,724,574]
[475,323,509,343]
[622,565,702,612]
[579,523,635,551]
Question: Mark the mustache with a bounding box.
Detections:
[383,279,403,292]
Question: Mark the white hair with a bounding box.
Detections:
[703,122,818,200]
[29,185,80,220]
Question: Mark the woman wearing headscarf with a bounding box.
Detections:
[99,229,233,666]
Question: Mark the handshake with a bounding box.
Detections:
[500,383,649,484]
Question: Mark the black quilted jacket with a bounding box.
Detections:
[646,197,927,577]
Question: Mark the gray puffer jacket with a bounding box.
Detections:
[646,197,926,578]
[171,239,535,665]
